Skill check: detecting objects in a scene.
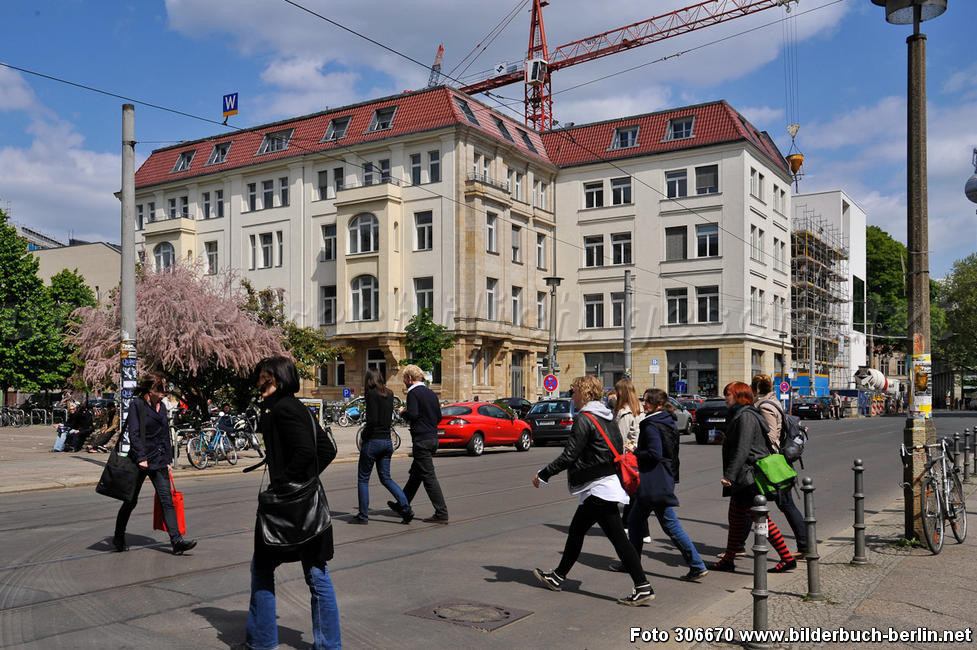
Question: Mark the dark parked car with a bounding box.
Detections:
[493,397,533,419]
[523,398,576,446]
[694,398,729,445]
[792,397,831,420]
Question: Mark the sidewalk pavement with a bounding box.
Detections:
[684,481,977,649]
[0,423,396,494]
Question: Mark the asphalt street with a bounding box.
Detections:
[0,414,969,649]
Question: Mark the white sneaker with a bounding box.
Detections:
[643,535,652,543]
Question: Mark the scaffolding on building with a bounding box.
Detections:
[791,208,851,390]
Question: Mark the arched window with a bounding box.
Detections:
[350,275,378,321]
[153,242,175,272]
[348,213,379,254]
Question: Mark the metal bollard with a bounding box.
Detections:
[954,432,961,472]
[747,495,771,649]
[852,459,868,565]
[800,477,824,600]
[965,429,972,483]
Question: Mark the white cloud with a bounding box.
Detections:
[738,105,785,129]
[254,58,361,119]
[0,66,35,110]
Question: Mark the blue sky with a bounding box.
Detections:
[1,0,975,275]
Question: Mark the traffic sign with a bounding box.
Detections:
[779,381,790,394]
[543,374,558,392]
[342,387,353,399]
[650,359,660,375]
[675,380,687,393]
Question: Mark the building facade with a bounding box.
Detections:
[134,87,557,401]
[32,241,121,305]
[542,102,794,396]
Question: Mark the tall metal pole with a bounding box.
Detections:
[623,270,632,378]
[119,104,137,454]
[809,326,816,397]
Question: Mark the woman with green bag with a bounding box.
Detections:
[712,381,797,574]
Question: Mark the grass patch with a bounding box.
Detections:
[892,537,922,548]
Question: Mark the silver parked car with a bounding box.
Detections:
[668,397,693,435]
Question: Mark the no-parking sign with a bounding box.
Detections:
[779,381,790,394]
[543,374,558,392]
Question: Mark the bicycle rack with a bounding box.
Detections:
[52,408,68,424]
[30,408,49,426]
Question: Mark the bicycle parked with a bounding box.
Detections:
[186,425,238,469]
[900,438,967,554]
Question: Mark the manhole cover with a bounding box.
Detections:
[406,600,533,632]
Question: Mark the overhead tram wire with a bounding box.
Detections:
[447,0,530,80]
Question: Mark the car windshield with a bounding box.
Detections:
[529,401,570,415]
[441,405,473,416]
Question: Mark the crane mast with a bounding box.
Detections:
[460,0,797,131]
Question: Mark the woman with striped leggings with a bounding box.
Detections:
[712,381,796,574]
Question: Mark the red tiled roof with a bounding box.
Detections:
[134,87,550,189]
[539,100,789,174]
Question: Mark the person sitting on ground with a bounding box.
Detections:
[86,405,119,452]
[60,402,93,452]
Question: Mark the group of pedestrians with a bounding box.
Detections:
[51,401,121,453]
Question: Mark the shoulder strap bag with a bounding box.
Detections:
[95,400,147,502]
[255,405,331,549]
[582,412,639,495]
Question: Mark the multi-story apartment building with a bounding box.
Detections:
[134,86,557,401]
[542,101,794,395]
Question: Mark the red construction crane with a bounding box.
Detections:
[460,0,797,131]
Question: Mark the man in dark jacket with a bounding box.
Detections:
[397,364,448,523]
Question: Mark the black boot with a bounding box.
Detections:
[172,538,197,555]
[113,533,128,552]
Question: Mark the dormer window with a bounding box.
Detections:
[257,129,293,155]
[610,126,639,150]
[454,97,480,125]
[171,150,196,173]
[492,116,514,142]
[665,116,695,141]
[518,129,538,154]
[322,116,351,142]
[205,142,231,166]
[368,106,397,132]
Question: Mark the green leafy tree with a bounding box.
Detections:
[936,253,977,375]
[399,309,455,373]
[0,207,63,398]
[47,269,96,388]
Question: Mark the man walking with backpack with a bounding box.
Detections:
[752,374,808,558]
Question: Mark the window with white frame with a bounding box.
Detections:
[378,159,391,183]
[539,182,548,209]
[257,129,293,155]
[410,153,422,185]
[262,180,273,209]
[897,358,907,376]
[205,142,231,166]
[750,168,759,197]
[428,150,440,182]
[611,292,625,328]
[758,172,765,202]
[696,223,719,257]
[779,188,786,213]
[321,286,336,325]
[247,184,257,211]
[201,192,211,219]
[666,288,688,324]
[350,275,378,321]
[486,213,497,253]
[318,170,329,200]
[363,162,375,186]
[611,232,632,265]
[215,190,224,218]
[348,213,379,254]
[536,233,546,269]
[147,201,155,223]
[772,183,780,211]
[368,106,397,132]
[666,169,687,198]
[366,349,387,375]
[204,241,218,275]
[584,235,604,267]
[249,235,256,269]
[665,116,694,141]
[277,230,283,267]
[611,125,638,150]
[333,166,345,193]
[665,226,687,261]
[584,294,604,328]
[180,196,188,219]
[279,177,289,206]
[511,225,522,263]
[695,164,719,194]
[531,180,538,207]
[758,289,765,325]
[136,204,144,230]
[611,177,631,205]
[335,357,345,385]
[472,350,481,386]
[414,277,434,315]
[537,291,546,327]
[172,150,195,173]
[414,211,433,250]
[322,116,351,141]
[750,225,759,261]
[154,242,175,272]
[584,181,604,208]
[513,172,523,201]
[168,198,177,220]
[751,287,760,325]
[780,240,787,271]
[486,278,497,320]
[511,286,522,326]
[697,286,719,323]
[321,224,336,261]
[259,233,274,268]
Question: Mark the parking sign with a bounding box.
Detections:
[342,387,352,399]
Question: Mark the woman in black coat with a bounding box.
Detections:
[113,376,196,555]
[246,356,340,650]
[712,382,796,573]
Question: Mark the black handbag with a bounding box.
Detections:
[95,400,146,502]
[255,408,331,548]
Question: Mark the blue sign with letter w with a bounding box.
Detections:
[222,93,238,117]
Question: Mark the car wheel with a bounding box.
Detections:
[467,432,484,456]
[515,430,531,452]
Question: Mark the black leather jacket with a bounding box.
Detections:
[537,407,622,490]
[721,404,771,488]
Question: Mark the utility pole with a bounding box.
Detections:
[119,105,137,454]
[809,326,816,397]
[623,270,632,378]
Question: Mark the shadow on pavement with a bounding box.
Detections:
[482,564,538,586]
[86,533,157,552]
[192,606,308,649]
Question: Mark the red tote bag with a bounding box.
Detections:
[153,470,187,535]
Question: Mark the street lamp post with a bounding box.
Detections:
[779,331,789,410]
[871,0,947,541]
[543,276,563,392]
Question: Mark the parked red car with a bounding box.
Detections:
[437,402,533,456]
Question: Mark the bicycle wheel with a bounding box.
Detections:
[355,424,365,451]
[920,478,944,554]
[221,437,238,465]
[948,472,967,543]
[186,436,209,469]
[338,413,351,427]
[249,432,264,458]
[391,428,402,451]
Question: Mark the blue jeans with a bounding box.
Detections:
[628,503,706,572]
[247,558,341,649]
[357,438,409,520]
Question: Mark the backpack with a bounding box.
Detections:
[760,399,808,467]
[650,418,681,484]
